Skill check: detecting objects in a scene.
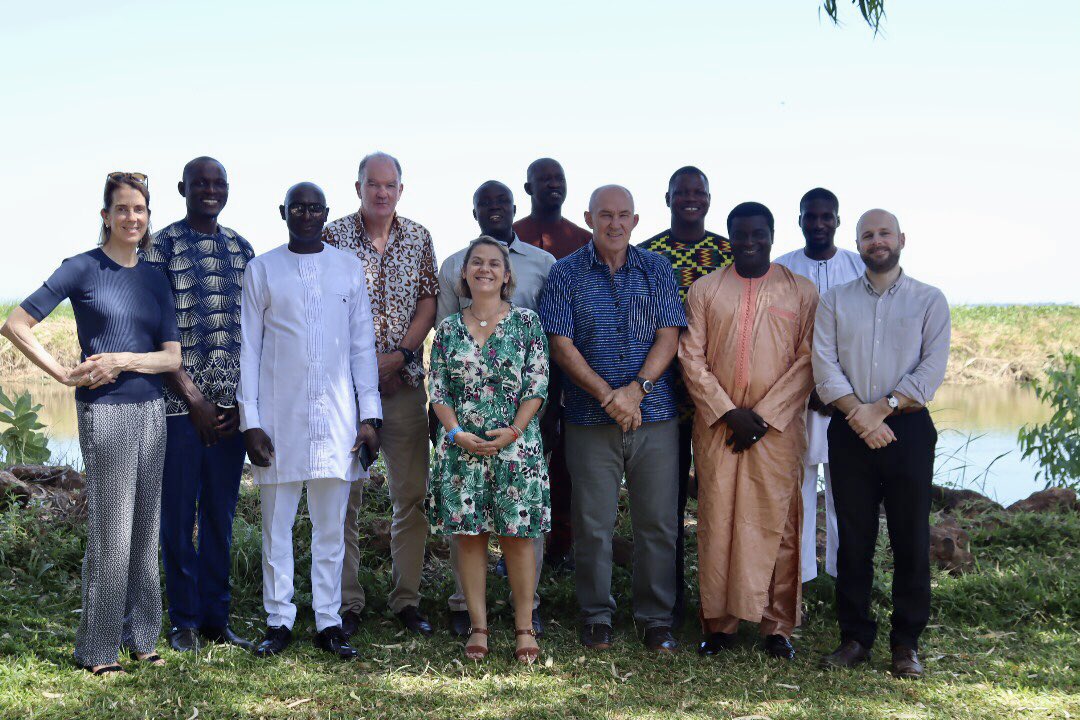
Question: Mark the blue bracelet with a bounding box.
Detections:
[447,426,463,444]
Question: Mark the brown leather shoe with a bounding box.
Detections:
[819,639,871,669]
[581,623,613,650]
[642,626,678,654]
[891,646,924,679]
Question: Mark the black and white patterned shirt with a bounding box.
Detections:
[142,220,254,415]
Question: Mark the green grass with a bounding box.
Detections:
[1,479,1078,719]
[0,301,74,321]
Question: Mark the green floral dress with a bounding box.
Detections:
[425,305,550,538]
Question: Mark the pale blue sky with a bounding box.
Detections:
[1,1,1077,303]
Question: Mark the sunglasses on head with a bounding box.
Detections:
[107,171,149,187]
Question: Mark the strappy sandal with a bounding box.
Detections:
[464,628,489,660]
[83,664,126,676]
[514,628,540,664]
[122,643,165,666]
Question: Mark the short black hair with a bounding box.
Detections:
[668,166,709,193]
[799,187,839,213]
[726,201,774,235]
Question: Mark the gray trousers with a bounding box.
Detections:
[74,399,166,667]
[565,419,679,630]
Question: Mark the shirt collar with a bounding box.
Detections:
[505,233,526,254]
[860,268,906,296]
[180,218,222,237]
[354,210,400,245]
[587,241,641,269]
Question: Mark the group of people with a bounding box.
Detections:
[0,152,950,681]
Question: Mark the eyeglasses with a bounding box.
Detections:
[108,171,149,188]
[287,202,327,216]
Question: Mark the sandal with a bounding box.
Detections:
[514,628,540,664]
[464,628,489,661]
[122,643,165,666]
[84,664,126,676]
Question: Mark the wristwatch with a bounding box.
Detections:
[634,376,655,395]
[360,418,383,429]
[885,394,899,410]
[396,346,416,365]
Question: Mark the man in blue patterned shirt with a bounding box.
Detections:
[142,157,255,653]
[539,185,686,654]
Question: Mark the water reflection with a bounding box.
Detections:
[1,380,1057,506]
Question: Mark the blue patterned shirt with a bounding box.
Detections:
[539,242,687,426]
[142,220,254,415]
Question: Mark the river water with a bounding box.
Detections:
[1,381,1055,507]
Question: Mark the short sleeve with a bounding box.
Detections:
[21,256,82,322]
[519,311,549,402]
[140,229,173,280]
[149,271,180,344]
[652,256,688,328]
[417,227,439,298]
[538,263,573,338]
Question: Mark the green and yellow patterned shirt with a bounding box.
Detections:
[638,229,733,303]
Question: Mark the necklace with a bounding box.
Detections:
[469,304,503,328]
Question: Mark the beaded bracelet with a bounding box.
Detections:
[510,424,523,440]
[447,426,463,445]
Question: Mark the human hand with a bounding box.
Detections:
[722,408,769,453]
[602,385,644,431]
[59,368,83,387]
[808,389,832,417]
[244,428,275,467]
[71,352,130,390]
[376,352,405,384]
[846,402,890,438]
[214,406,240,438]
[352,423,381,456]
[188,398,221,446]
[862,422,897,450]
[480,427,517,453]
[454,431,495,457]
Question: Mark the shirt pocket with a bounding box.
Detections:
[627,291,657,345]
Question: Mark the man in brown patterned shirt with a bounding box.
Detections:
[323,152,438,637]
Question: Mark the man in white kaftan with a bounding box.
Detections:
[238,182,382,658]
[774,188,865,583]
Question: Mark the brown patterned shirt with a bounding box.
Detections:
[323,212,438,387]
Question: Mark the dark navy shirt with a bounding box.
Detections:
[21,248,180,405]
[142,220,254,415]
[539,242,687,426]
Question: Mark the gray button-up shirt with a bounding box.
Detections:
[813,270,950,406]
[435,234,556,324]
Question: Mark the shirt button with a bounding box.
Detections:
[615,300,621,307]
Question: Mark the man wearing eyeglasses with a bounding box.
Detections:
[142,157,255,653]
[237,182,382,660]
[323,152,438,638]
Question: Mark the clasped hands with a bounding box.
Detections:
[845,400,896,450]
[454,427,518,457]
[722,408,769,453]
[601,384,643,432]
[64,352,130,389]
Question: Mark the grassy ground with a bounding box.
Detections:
[1,475,1077,720]
[3,303,1076,385]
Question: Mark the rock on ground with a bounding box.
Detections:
[1007,487,1079,513]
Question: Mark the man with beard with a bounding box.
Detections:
[774,188,865,585]
[436,180,555,637]
[678,202,818,661]
[540,185,686,653]
[238,183,381,660]
[638,166,732,625]
[813,209,950,679]
[143,157,255,653]
[513,158,592,570]
[323,152,437,639]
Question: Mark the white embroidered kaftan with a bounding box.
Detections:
[237,244,382,485]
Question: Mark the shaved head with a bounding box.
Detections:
[856,208,901,237]
[589,184,634,214]
[527,157,562,179]
[182,156,225,182]
[284,181,325,206]
[473,180,513,207]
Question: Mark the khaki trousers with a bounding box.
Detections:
[340,382,430,614]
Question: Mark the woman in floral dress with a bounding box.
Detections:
[426,237,549,664]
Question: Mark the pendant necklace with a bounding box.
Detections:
[470,304,502,328]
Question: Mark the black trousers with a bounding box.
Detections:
[828,409,936,650]
[673,417,692,625]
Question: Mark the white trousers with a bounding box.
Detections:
[800,463,838,583]
[260,478,351,632]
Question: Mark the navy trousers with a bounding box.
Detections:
[160,415,246,630]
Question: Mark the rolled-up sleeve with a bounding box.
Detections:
[539,264,574,339]
[813,288,856,405]
[894,288,951,405]
[237,261,266,431]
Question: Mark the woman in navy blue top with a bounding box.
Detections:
[1,173,181,675]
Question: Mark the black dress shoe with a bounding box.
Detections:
[532,609,545,639]
[448,610,471,638]
[544,551,574,573]
[580,623,613,650]
[819,639,871,669]
[201,625,255,652]
[643,626,678,654]
[168,627,203,653]
[340,609,362,638]
[254,625,292,658]
[891,646,924,679]
[396,606,433,637]
[698,632,737,656]
[314,626,358,660]
[762,634,795,660]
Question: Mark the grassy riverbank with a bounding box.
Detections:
[1,476,1078,719]
[2,303,1076,386]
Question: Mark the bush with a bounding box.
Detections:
[0,385,51,465]
[1018,351,1080,489]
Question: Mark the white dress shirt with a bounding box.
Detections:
[774,247,865,465]
[238,244,382,485]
